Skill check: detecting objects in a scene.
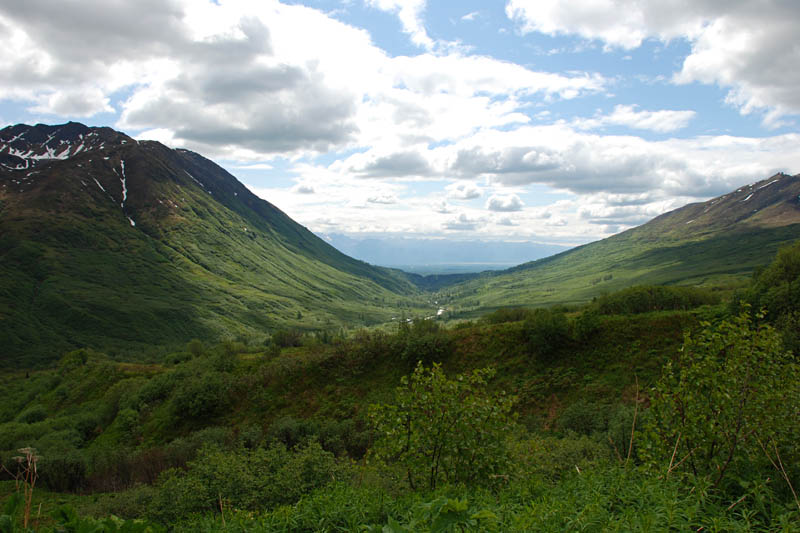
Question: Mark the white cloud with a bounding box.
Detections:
[432,200,454,214]
[486,194,524,212]
[545,216,567,227]
[292,183,315,194]
[3,0,798,246]
[340,150,433,178]
[230,162,274,170]
[365,0,433,49]
[368,194,397,204]
[447,182,481,200]
[265,121,799,241]
[431,125,799,198]
[495,216,517,226]
[444,213,484,230]
[28,87,114,117]
[574,104,696,133]
[0,0,609,161]
[461,11,479,22]
[506,0,800,122]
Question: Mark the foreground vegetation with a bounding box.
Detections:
[2,243,800,531]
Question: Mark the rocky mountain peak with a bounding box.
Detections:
[0,121,134,171]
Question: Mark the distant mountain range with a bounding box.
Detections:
[443,172,800,313]
[318,233,570,273]
[0,122,422,365]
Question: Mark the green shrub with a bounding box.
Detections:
[747,240,800,318]
[572,311,601,343]
[164,351,192,365]
[370,363,516,490]
[170,374,230,421]
[266,416,372,458]
[271,329,303,348]
[58,349,90,372]
[187,339,205,357]
[593,285,718,316]
[14,405,47,424]
[523,308,570,360]
[557,400,607,436]
[149,441,341,523]
[642,310,800,491]
[398,320,454,368]
[33,428,83,451]
[39,448,88,492]
[125,371,180,410]
[338,330,402,371]
[482,307,531,324]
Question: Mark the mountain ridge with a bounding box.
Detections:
[0,122,423,366]
[441,172,800,313]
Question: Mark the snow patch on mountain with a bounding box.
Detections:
[120,160,127,208]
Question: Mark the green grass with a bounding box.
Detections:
[441,225,800,315]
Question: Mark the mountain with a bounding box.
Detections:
[320,233,570,274]
[0,122,422,366]
[444,172,800,313]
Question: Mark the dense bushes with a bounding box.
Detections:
[149,441,341,523]
[266,415,372,458]
[397,319,454,368]
[482,307,531,324]
[738,240,800,353]
[643,310,800,490]
[746,240,800,317]
[170,373,230,421]
[270,329,303,348]
[592,285,719,315]
[523,308,570,360]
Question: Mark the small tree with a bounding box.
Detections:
[524,308,569,360]
[369,363,516,490]
[398,319,454,369]
[643,309,800,489]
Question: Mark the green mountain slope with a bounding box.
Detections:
[444,172,800,312]
[0,122,422,366]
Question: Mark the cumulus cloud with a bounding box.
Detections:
[545,216,568,227]
[346,150,433,178]
[444,213,484,230]
[574,104,696,133]
[432,125,799,197]
[367,194,397,204]
[28,87,114,117]
[0,0,609,160]
[447,182,481,200]
[495,216,517,226]
[486,194,524,212]
[506,0,800,122]
[292,183,315,194]
[432,200,454,214]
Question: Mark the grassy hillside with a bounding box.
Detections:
[0,123,427,367]
[441,173,800,314]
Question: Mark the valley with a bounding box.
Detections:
[1,123,799,531]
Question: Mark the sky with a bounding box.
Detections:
[1,0,799,247]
